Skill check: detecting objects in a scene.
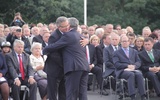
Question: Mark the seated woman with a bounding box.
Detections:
[30,42,47,100]
[0,52,9,100]
[133,36,145,52]
[90,35,100,47]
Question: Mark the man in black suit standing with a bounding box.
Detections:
[139,37,160,97]
[5,40,37,100]
[43,17,89,100]
[103,33,120,90]
[113,35,146,100]
[44,16,69,100]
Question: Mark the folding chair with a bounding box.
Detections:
[115,78,150,100]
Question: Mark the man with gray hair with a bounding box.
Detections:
[44,16,69,100]
[43,17,89,100]
[5,39,37,100]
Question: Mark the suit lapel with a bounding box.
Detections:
[144,51,153,62]
[129,48,132,59]
[120,49,128,59]
[12,52,19,69]
[109,45,114,54]
[152,49,156,62]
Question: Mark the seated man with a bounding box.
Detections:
[5,39,37,100]
[113,35,146,100]
[103,33,120,91]
[139,37,160,97]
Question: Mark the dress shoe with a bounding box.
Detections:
[87,87,91,91]
[141,95,147,100]
[130,94,136,100]
[100,90,109,96]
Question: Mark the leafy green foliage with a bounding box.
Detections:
[0,0,159,34]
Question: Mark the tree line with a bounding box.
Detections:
[0,0,160,34]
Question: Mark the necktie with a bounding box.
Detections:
[115,46,118,51]
[124,49,129,58]
[148,51,154,62]
[18,54,25,80]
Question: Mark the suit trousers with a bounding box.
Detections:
[120,71,145,96]
[12,77,37,100]
[145,71,160,95]
[65,71,88,100]
[47,74,66,100]
[90,66,103,89]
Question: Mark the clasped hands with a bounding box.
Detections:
[124,65,135,71]
[14,77,36,86]
[149,66,160,73]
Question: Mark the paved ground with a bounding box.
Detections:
[87,90,160,100]
[36,88,160,100]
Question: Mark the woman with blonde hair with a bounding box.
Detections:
[90,35,100,47]
[133,36,145,52]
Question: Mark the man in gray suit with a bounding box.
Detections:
[6,40,37,100]
[43,17,89,100]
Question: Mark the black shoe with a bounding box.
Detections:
[87,87,91,91]
[141,95,147,100]
[118,94,123,100]
[130,94,136,100]
[101,90,109,96]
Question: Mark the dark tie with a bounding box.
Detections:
[148,51,154,62]
[115,46,118,51]
[18,54,25,80]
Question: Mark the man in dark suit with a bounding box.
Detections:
[103,33,120,90]
[139,37,160,97]
[8,28,31,54]
[82,32,103,91]
[96,34,111,69]
[44,16,69,100]
[43,17,89,100]
[32,26,49,43]
[113,35,146,100]
[5,40,37,100]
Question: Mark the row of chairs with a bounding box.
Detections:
[100,63,150,100]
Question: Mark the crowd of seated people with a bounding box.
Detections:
[1,13,160,100]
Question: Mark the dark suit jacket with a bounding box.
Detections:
[132,46,145,52]
[113,47,141,78]
[103,45,116,77]
[153,42,160,50]
[32,34,43,43]
[43,29,89,74]
[87,44,97,65]
[0,53,8,76]
[138,49,160,72]
[7,35,31,54]
[95,43,105,68]
[5,51,34,80]
[44,29,64,76]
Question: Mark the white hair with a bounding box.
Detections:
[95,28,104,35]
[30,42,42,52]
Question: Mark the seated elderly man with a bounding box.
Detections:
[5,40,37,100]
[113,35,146,100]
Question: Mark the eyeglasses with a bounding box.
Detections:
[59,24,69,28]
[121,40,129,43]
